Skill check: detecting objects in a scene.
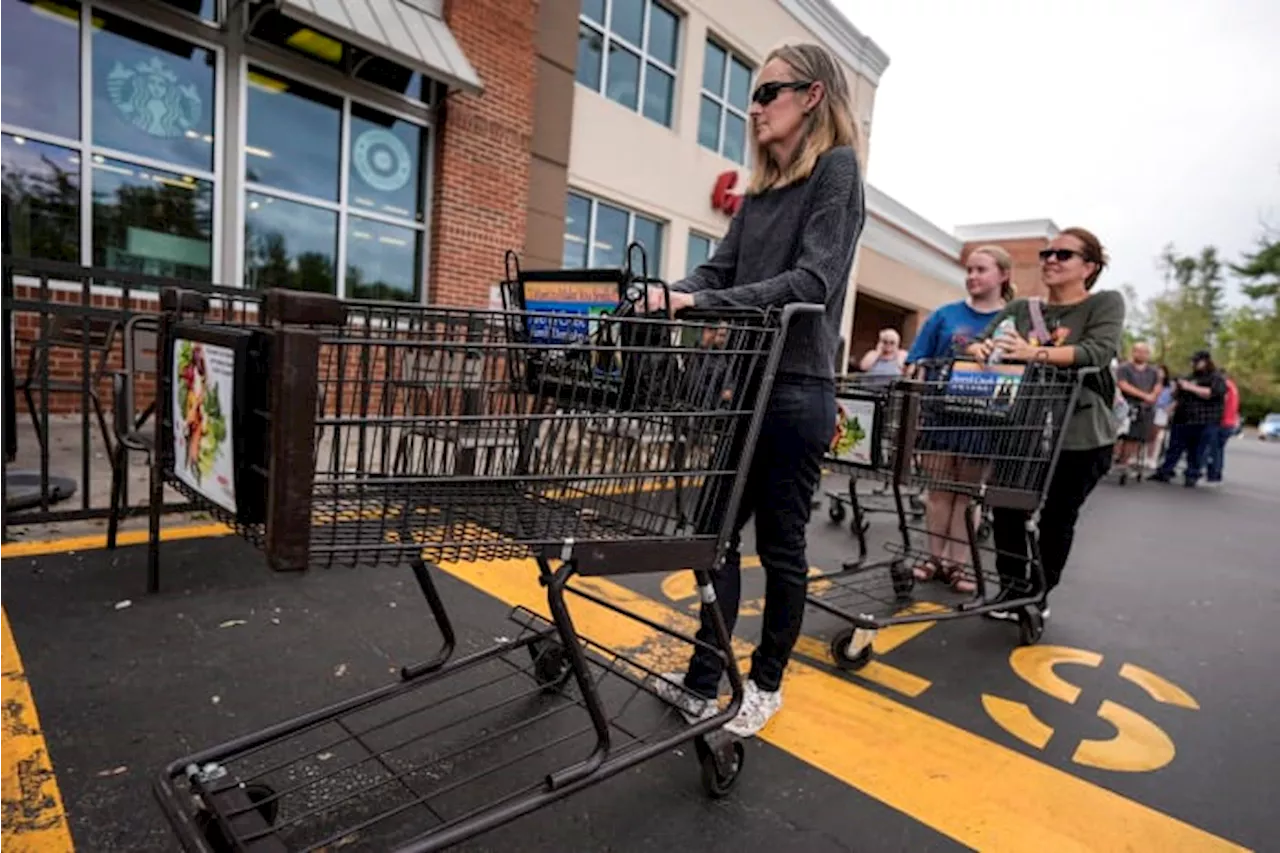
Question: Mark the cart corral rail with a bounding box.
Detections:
[151,248,823,853]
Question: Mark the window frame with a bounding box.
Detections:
[698,37,752,164]
[576,0,681,129]
[235,53,434,301]
[564,189,665,275]
[686,230,719,275]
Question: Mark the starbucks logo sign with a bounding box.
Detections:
[353,129,412,192]
[106,56,202,139]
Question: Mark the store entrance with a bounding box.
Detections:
[846,292,916,372]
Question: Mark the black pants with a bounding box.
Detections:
[993,444,1112,597]
[685,376,835,698]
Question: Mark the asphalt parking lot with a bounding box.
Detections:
[3,434,1275,852]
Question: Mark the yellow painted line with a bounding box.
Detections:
[2,608,75,851]
[791,635,931,698]
[0,523,232,560]
[1073,700,1177,773]
[1120,662,1201,710]
[982,694,1055,750]
[433,556,1250,852]
[1009,645,1103,705]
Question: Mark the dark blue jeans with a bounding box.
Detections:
[1158,423,1210,484]
[685,376,835,697]
[1204,424,1233,482]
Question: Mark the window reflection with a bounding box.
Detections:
[2,135,81,263]
[249,7,344,68]
[92,11,217,171]
[354,56,431,104]
[157,0,216,21]
[245,68,341,201]
[563,193,590,269]
[593,203,628,269]
[348,105,425,221]
[1,0,81,140]
[345,217,421,302]
[91,154,213,280]
[632,215,663,274]
[244,192,338,293]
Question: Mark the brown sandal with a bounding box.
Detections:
[940,562,976,593]
[912,557,944,582]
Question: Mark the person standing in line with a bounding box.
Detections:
[1115,342,1161,470]
[644,42,865,737]
[1148,364,1174,469]
[966,227,1124,621]
[1204,368,1239,487]
[904,245,1015,591]
[857,328,907,387]
[1152,351,1226,488]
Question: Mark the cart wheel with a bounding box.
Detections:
[976,519,992,544]
[195,784,279,852]
[829,628,874,671]
[828,500,846,524]
[890,567,915,600]
[1118,472,1128,486]
[528,638,573,692]
[1017,607,1045,646]
[696,735,745,799]
[910,498,926,519]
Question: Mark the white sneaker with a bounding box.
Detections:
[723,680,782,737]
[650,672,718,724]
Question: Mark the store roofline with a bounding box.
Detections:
[865,184,963,261]
[953,219,1062,242]
[779,0,891,85]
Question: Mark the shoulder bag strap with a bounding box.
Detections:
[1026,297,1051,345]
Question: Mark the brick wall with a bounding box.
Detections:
[430,0,540,307]
[961,237,1051,300]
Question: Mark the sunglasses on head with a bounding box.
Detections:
[1038,248,1083,263]
[751,79,813,106]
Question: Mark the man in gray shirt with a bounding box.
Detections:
[1116,341,1160,468]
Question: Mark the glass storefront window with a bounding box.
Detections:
[687,233,718,276]
[354,56,432,104]
[699,38,752,165]
[631,214,663,274]
[563,193,590,269]
[245,68,341,201]
[158,0,216,21]
[2,134,81,263]
[243,192,337,293]
[92,11,217,172]
[348,105,426,222]
[345,217,421,301]
[1,0,82,141]
[576,0,679,129]
[91,153,213,280]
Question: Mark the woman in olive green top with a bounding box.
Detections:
[966,227,1125,621]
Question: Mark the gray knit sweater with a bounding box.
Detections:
[673,145,865,380]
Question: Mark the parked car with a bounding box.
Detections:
[1260,413,1280,441]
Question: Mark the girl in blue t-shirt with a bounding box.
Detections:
[904,245,1015,592]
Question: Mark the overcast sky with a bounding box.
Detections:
[836,0,1280,303]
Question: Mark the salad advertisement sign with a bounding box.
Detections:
[172,337,237,513]
[832,393,881,469]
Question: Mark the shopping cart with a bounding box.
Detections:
[149,253,816,852]
[809,358,1092,669]
[824,374,926,562]
[1109,399,1151,486]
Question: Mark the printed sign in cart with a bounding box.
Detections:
[832,394,881,468]
[172,338,237,514]
[522,280,619,344]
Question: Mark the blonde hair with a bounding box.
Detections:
[970,244,1017,302]
[746,43,861,195]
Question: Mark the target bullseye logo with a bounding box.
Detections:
[353,128,411,192]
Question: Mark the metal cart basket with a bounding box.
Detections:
[810,359,1093,669]
[149,256,815,852]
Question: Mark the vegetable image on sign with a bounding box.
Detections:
[832,396,877,467]
[173,339,237,514]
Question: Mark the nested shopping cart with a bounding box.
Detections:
[149,255,816,852]
[824,373,939,563]
[810,358,1093,670]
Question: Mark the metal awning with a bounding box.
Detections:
[274,0,483,95]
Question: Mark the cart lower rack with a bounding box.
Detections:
[150,261,817,852]
[809,360,1093,670]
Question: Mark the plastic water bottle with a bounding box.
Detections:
[988,317,1018,365]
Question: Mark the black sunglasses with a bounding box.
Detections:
[751,80,813,106]
[1038,248,1084,263]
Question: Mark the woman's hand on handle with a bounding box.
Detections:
[966,340,995,362]
[642,285,694,315]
